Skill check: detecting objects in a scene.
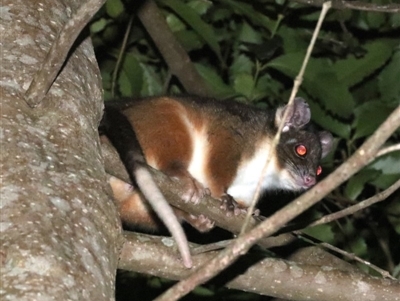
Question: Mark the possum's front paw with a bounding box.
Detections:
[187,214,215,232]
[178,176,210,205]
[219,194,247,217]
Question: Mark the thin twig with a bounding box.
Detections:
[24,0,106,107]
[293,0,400,13]
[309,179,400,227]
[190,240,233,255]
[111,15,134,97]
[293,232,397,280]
[375,144,400,159]
[121,232,400,299]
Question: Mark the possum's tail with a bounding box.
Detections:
[100,104,192,268]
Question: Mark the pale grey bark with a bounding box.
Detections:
[120,232,400,301]
[0,0,120,300]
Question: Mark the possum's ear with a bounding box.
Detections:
[275,98,311,132]
[319,131,333,158]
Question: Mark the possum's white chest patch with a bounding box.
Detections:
[187,125,208,185]
[227,139,283,207]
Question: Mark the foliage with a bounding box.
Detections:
[90,0,400,297]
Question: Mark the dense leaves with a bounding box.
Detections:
[91,0,400,297]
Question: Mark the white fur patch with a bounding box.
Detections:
[188,127,208,185]
[227,138,283,207]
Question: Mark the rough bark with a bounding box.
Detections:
[0,0,121,300]
[119,232,400,301]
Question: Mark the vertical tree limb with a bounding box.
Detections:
[137,0,213,96]
[1,0,120,300]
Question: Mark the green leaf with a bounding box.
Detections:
[367,152,400,189]
[221,0,275,32]
[148,277,162,288]
[303,224,335,244]
[233,73,255,99]
[165,13,186,32]
[121,54,143,97]
[344,169,380,200]
[379,49,400,105]
[175,30,204,52]
[101,69,112,100]
[278,25,309,54]
[337,221,368,258]
[230,54,254,78]
[353,101,394,139]
[195,63,236,98]
[254,73,283,101]
[390,13,400,28]
[191,286,215,297]
[307,98,351,139]
[299,11,322,22]
[267,52,355,120]
[118,70,132,97]
[162,0,222,62]
[366,11,386,29]
[372,174,400,190]
[140,64,163,96]
[333,40,394,87]
[187,0,212,15]
[90,18,109,34]
[350,234,368,258]
[102,24,119,42]
[238,22,262,44]
[105,0,124,18]
[210,7,232,22]
[367,152,400,176]
[306,71,354,118]
[265,52,301,77]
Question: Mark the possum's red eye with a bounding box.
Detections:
[316,165,322,176]
[295,145,307,156]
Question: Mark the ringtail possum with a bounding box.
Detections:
[100,96,333,263]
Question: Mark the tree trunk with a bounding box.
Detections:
[0,1,120,300]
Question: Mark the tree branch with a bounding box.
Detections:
[119,232,400,301]
[137,0,213,97]
[2,0,119,299]
[294,233,397,280]
[309,178,400,227]
[376,144,400,158]
[24,0,106,107]
[292,0,400,13]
